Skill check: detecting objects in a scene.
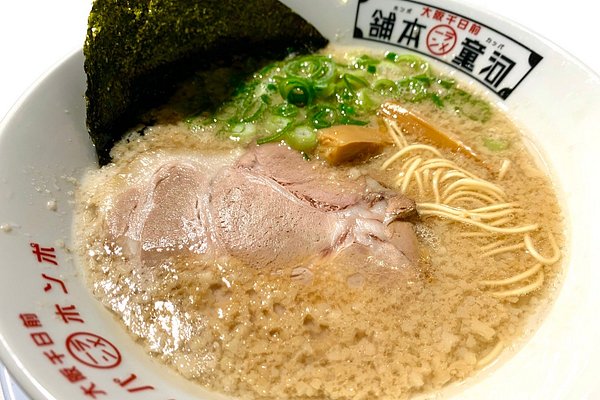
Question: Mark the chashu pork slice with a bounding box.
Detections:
[104,143,420,276]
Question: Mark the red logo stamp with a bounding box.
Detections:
[426,24,457,56]
[66,332,122,369]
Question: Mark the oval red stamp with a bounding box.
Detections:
[426,24,458,56]
[66,332,122,369]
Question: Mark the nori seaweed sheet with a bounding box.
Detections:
[84,0,328,165]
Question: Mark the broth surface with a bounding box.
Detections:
[74,48,564,400]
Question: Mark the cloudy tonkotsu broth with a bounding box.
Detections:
[74,48,564,400]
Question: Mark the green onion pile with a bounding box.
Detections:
[191,52,492,152]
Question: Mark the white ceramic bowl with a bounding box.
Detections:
[1,1,600,399]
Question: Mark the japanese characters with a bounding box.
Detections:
[18,243,159,399]
[355,0,542,99]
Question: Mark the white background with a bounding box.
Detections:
[0,0,599,120]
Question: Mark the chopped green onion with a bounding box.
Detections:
[205,51,493,155]
[438,78,456,89]
[339,103,357,116]
[272,103,299,118]
[257,123,290,144]
[339,103,368,125]
[283,55,335,85]
[383,53,430,78]
[396,77,430,102]
[354,54,380,73]
[339,116,369,126]
[385,51,399,62]
[413,74,434,84]
[309,105,337,129]
[446,89,492,122]
[343,73,369,92]
[372,79,396,93]
[262,115,293,137]
[260,94,271,105]
[395,55,429,75]
[284,125,318,152]
[316,81,337,98]
[431,94,444,107]
[459,97,491,122]
[483,137,510,151]
[278,77,315,107]
[228,122,256,140]
[240,97,267,122]
[357,89,378,111]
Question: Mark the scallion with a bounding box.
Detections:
[278,77,315,107]
[309,105,337,129]
[284,124,318,152]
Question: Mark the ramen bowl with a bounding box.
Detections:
[1,0,599,399]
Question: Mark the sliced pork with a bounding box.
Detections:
[105,143,419,275]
